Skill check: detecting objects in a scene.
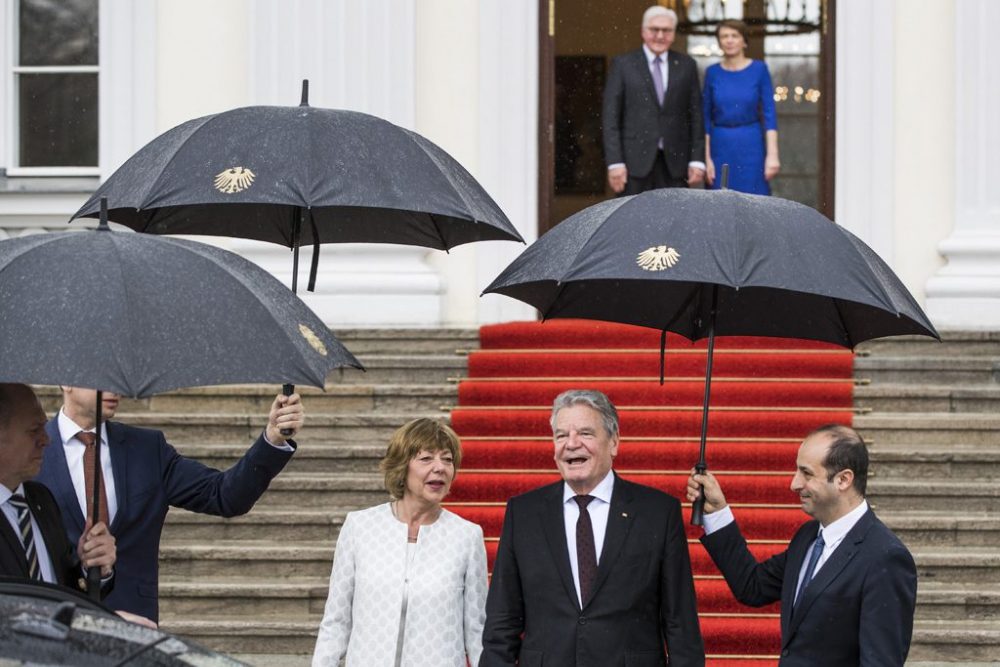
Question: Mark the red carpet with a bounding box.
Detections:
[447,320,856,665]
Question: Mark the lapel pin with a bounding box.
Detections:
[621,512,629,518]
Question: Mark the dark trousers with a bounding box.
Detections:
[623,151,687,195]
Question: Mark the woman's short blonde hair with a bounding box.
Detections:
[380,418,463,499]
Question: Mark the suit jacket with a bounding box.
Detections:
[700,508,917,666]
[0,481,80,587]
[602,48,705,180]
[37,417,295,621]
[480,473,704,667]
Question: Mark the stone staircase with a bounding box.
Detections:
[52,329,997,666]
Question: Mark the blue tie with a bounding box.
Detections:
[794,531,825,607]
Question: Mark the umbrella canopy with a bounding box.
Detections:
[484,188,937,346]
[71,82,523,291]
[0,227,362,398]
[484,187,938,524]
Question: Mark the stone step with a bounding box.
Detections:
[158,578,328,618]
[163,508,348,543]
[158,539,996,585]
[907,620,1000,663]
[99,412,448,445]
[160,507,998,548]
[868,479,1000,513]
[870,444,1000,480]
[882,512,1000,548]
[854,356,999,385]
[173,442,384,474]
[331,355,467,384]
[856,331,1000,357]
[915,583,1000,621]
[161,617,1000,660]
[332,328,479,356]
[913,548,1000,584]
[854,413,1000,446]
[159,541,335,579]
[855,384,1000,413]
[252,473,388,509]
[228,655,309,667]
[40,384,456,415]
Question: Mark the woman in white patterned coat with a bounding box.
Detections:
[312,418,488,667]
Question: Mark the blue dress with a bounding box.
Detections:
[702,60,777,195]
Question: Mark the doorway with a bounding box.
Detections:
[538,0,836,235]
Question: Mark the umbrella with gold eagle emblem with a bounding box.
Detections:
[483,187,937,524]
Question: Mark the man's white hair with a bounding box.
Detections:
[643,5,678,28]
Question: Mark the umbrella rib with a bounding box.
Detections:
[406,133,489,233]
[128,114,221,211]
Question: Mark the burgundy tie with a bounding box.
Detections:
[574,495,597,604]
[78,431,109,527]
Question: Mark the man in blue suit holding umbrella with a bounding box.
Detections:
[37,385,304,622]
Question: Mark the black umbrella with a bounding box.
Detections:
[71,81,524,294]
[483,187,938,524]
[0,210,362,595]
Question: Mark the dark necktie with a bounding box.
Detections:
[574,495,597,604]
[9,494,41,580]
[794,531,826,607]
[78,431,109,527]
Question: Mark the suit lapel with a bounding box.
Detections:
[584,473,634,609]
[0,510,29,576]
[107,422,127,533]
[663,51,682,110]
[44,419,85,534]
[788,511,874,635]
[780,522,817,640]
[633,49,661,109]
[541,483,580,610]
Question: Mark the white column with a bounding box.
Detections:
[834,0,895,262]
[242,0,443,326]
[925,0,1000,329]
[474,0,537,324]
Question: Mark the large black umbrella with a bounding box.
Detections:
[71,81,524,293]
[0,216,362,594]
[483,187,938,523]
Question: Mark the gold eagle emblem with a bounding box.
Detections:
[636,245,680,271]
[299,324,328,356]
[213,167,256,194]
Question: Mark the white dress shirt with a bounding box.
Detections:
[563,469,615,607]
[1,482,57,583]
[703,500,871,591]
[57,409,118,525]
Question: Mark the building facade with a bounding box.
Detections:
[0,0,996,329]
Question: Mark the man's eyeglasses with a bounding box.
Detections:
[645,27,675,36]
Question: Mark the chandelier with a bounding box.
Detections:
[663,0,825,36]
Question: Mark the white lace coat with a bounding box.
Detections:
[312,503,488,667]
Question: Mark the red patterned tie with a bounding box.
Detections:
[78,431,109,527]
[574,495,597,604]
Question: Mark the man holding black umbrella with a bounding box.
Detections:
[686,424,917,666]
[0,384,115,590]
[36,385,304,622]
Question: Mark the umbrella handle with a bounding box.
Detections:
[280,383,295,436]
[690,462,708,526]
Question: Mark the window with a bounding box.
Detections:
[9,0,99,174]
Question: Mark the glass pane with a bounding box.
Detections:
[19,0,99,66]
[19,73,98,167]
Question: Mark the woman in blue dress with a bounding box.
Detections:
[703,19,780,195]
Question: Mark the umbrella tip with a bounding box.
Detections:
[98,197,110,231]
[720,164,730,190]
[300,79,309,107]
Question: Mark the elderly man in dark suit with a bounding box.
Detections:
[481,389,704,667]
[687,424,917,666]
[36,384,303,622]
[0,384,115,591]
[603,5,706,194]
